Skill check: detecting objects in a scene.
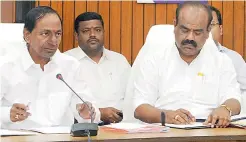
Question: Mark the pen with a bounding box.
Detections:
[26,102,31,107]
[26,102,31,112]
[161,112,165,126]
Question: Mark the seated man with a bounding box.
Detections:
[209,5,246,94]
[0,6,100,129]
[133,2,241,128]
[65,12,130,124]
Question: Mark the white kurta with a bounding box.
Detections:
[65,47,131,110]
[1,47,100,129]
[133,43,241,119]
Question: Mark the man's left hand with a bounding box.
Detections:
[204,106,231,128]
[76,102,96,121]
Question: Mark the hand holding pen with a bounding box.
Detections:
[10,102,31,122]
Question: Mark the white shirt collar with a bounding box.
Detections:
[21,47,36,71]
[173,43,207,66]
[21,47,61,71]
[217,42,225,52]
[74,46,111,61]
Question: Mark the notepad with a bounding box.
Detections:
[165,122,210,129]
[23,126,71,134]
[0,129,37,136]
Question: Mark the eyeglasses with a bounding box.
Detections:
[211,23,220,27]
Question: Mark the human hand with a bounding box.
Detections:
[10,103,31,122]
[99,107,123,123]
[204,106,231,128]
[76,102,95,121]
[165,108,195,124]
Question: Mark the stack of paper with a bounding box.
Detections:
[23,126,71,134]
[0,129,37,136]
[231,114,246,122]
[102,123,168,133]
[165,122,210,129]
[230,115,246,129]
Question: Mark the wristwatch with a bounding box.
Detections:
[220,104,232,116]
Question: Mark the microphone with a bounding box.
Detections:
[56,74,93,122]
[56,73,98,137]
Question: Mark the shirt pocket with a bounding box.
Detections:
[102,72,122,99]
[193,74,219,106]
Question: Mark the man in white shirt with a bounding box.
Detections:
[0,6,100,129]
[65,12,130,124]
[133,2,241,128]
[209,6,246,94]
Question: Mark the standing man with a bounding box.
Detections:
[133,2,241,128]
[1,6,100,129]
[209,6,246,94]
[65,12,130,124]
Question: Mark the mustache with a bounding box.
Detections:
[181,39,197,48]
[87,38,99,42]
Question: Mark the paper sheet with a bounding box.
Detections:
[165,122,210,129]
[23,126,71,134]
[105,123,149,129]
[0,129,37,136]
[103,123,168,133]
[231,114,246,122]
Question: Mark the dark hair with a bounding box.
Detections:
[175,1,213,30]
[24,6,62,33]
[74,12,104,33]
[209,5,222,25]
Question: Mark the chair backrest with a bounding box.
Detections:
[144,24,174,46]
[134,24,174,65]
[123,24,175,122]
[0,23,25,42]
[0,23,26,57]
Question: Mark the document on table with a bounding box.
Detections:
[0,129,37,136]
[165,122,210,129]
[196,114,246,122]
[103,123,169,133]
[23,126,71,134]
[231,114,246,122]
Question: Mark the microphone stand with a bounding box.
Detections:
[56,74,98,137]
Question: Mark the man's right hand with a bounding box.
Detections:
[99,107,123,123]
[10,103,31,122]
[165,108,196,124]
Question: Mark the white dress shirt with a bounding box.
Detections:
[218,43,246,93]
[65,47,131,110]
[133,42,241,119]
[242,91,246,114]
[1,46,100,129]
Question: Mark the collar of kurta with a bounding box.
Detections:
[21,46,61,71]
[217,42,226,53]
[76,46,111,61]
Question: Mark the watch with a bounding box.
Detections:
[221,104,232,116]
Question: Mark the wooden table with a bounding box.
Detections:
[1,128,246,142]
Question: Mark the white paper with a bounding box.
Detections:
[165,122,210,129]
[0,129,37,136]
[231,114,246,122]
[105,123,151,130]
[104,122,168,133]
[196,114,246,122]
[23,126,71,134]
